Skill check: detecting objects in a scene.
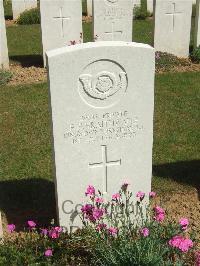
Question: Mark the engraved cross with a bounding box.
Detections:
[89,145,121,194]
[53,7,71,37]
[165,3,182,32]
[105,22,122,41]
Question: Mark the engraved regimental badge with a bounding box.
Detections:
[78,59,128,108]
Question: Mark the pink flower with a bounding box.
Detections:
[92,208,104,220]
[44,249,53,257]
[96,223,107,231]
[27,220,36,228]
[48,228,60,239]
[140,227,149,237]
[154,206,165,222]
[136,191,145,201]
[112,193,120,200]
[149,191,156,198]
[7,224,15,233]
[179,218,189,230]
[169,235,182,248]
[108,227,118,236]
[169,235,193,253]
[81,204,93,214]
[85,185,95,197]
[179,238,193,252]
[41,228,48,236]
[95,197,104,204]
[155,213,165,222]
[81,204,95,222]
[54,226,62,233]
[155,52,160,59]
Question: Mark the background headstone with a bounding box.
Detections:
[0,0,9,69]
[0,212,3,239]
[40,0,83,66]
[93,0,133,41]
[87,0,92,17]
[194,0,200,48]
[47,41,155,230]
[147,0,153,13]
[154,0,192,57]
[12,0,37,20]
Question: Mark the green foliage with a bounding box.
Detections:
[82,0,87,15]
[192,4,196,17]
[90,232,170,266]
[3,0,12,19]
[0,70,12,86]
[134,6,150,20]
[191,46,200,63]
[141,0,147,11]
[16,8,40,25]
[134,0,151,20]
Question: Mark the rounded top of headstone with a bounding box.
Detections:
[46,41,154,59]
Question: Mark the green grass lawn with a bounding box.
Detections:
[1,3,200,225]
[0,73,199,188]
[6,21,154,66]
[6,17,196,66]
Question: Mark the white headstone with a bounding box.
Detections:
[194,0,200,48]
[47,41,155,231]
[0,212,3,240]
[133,0,140,8]
[87,0,92,17]
[154,0,192,57]
[93,0,133,41]
[40,0,83,66]
[12,0,37,20]
[147,0,153,13]
[0,0,9,69]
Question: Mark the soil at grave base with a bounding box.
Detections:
[8,63,47,85]
[156,62,200,74]
[5,20,16,27]
[155,188,200,247]
[8,60,200,86]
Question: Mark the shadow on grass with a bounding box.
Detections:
[5,15,13,20]
[153,160,200,198]
[0,178,57,230]
[10,55,44,68]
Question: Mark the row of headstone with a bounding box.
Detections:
[2,0,200,70]
[0,0,9,69]
[40,0,197,61]
[12,0,37,20]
